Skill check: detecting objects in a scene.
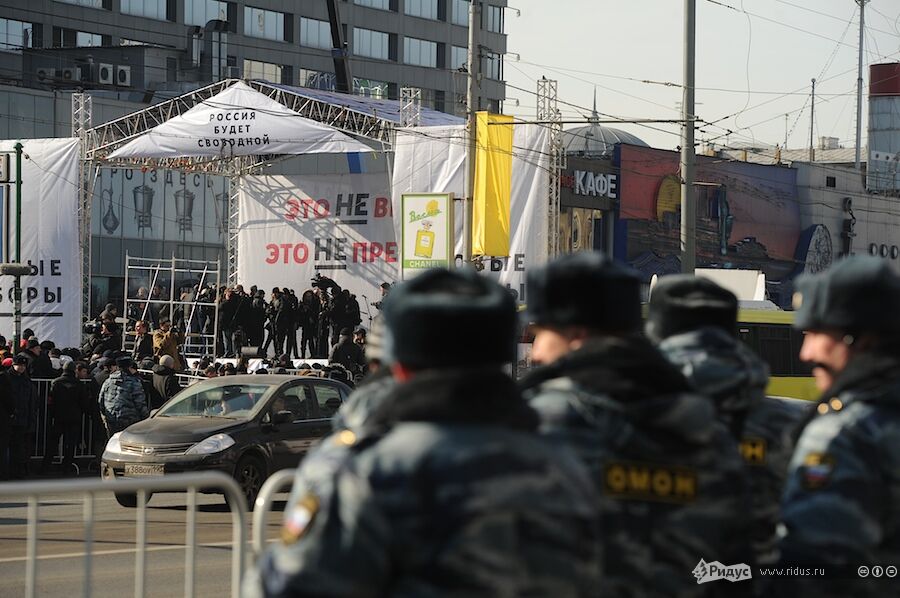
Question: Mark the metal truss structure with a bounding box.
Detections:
[72,92,94,324]
[537,78,563,259]
[79,79,404,309]
[399,87,422,127]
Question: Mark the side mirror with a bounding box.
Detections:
[273,410,293,425]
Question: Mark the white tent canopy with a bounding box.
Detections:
[108,81,372,159]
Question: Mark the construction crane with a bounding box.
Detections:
[325,0,353,94]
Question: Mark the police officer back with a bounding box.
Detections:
[519,251,753,598]
[647,275,804,565]
[245,268,600,597]
[778,256,900,597]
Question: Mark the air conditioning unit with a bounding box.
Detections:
[98,63,114,85]
[35,67,56,81]
[221,65,240,79]
[116,65,132,87]
[60,67,81,82]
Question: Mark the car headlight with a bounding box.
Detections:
[185,433,235,456]
[103,432,124,457]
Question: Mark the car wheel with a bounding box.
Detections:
[232,455,265,510]
[114,492,152,508]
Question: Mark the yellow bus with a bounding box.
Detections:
[735,307,818,401]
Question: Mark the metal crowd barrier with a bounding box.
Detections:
[30,378,100,466]
[0,471,247,598]
[251,469,296,555]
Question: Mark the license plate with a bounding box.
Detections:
[124,463,164,477]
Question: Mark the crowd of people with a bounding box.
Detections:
[244,252,900,598]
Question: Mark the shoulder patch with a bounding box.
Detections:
[740,437,767,465]
[604,460,697,504]
[800,452,835,490]
[280,493,320,545]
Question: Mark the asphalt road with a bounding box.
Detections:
[0,482,288,598]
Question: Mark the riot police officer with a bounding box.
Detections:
[245,268,600,597]
[519,251,753,598]
[646,275,804,566]
[778,256,900,597]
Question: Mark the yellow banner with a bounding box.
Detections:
[472,111,514,257]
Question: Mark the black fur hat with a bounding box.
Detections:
[382,268,516,368]
[525,251,642,333]
[645,275,738,343]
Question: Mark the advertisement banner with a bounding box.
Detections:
[236,173,397,316]
[392,124,549,303]
[0,138,82,347]
[400,193,454,278]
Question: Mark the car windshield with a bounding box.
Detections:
[155,383,272,419]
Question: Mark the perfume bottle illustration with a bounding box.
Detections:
[414,220,435,258]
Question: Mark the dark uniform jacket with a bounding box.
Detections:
[247,368,601,597]
[778,352,900,597]
[49,371,86,424]
[521,336,754,598]
[6,369,35,430]
[98,370,148,434]
[151,364,180,408]
[659,327,805,564]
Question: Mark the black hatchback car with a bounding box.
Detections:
[101,374,351,508]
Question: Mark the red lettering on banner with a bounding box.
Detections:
[385,242,398,263]
[293,243,308,264]
[265,244,279,264]
[370,243,383,260]
[374,197,392,218]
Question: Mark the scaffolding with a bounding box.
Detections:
[122,255,221,359]
[537,78,564,259]
[400,87,422,127]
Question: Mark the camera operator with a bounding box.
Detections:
[82,321,120,359]
[152,318,184,371]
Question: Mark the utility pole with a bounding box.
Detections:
[784,113,789,149]
[810,78,816,162]
[680,0,696,273]
[463,0,480,264]
[855,0,869,170]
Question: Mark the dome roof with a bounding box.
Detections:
[561,93,649,157]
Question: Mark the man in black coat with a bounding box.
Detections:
[151,355,181,409]
[131,320,154,363]
[0,371,13,480]
[329,328,366,376]
[6,355,35,479]
[40,362,85,475]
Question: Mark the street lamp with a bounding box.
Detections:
[0,262,31,350]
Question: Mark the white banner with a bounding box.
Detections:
[236,173,397,315]
[109,82,373,159]
[391,124,550,302]
[0,138,82,348]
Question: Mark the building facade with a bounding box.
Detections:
[0,0,507,114]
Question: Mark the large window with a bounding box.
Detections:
[482,50,502,80]
[55,0,106,8]
[484,4,503,33]
[355,0,390,10]
[0,19,33,53]
[298,68,336,90]
[403,36,436,67]
[53,27,105,48]
[353,27,389,60]
[243,58,286,83]
[244,6,286,42]
[451,45,467,70]
[185,0,228,27]
[300,17,331,50]
[405,0,437,20]
[121,0,170,21]
[354,77,389,99]
[451,0,469,25]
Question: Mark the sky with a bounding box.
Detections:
[503,0,900,152]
